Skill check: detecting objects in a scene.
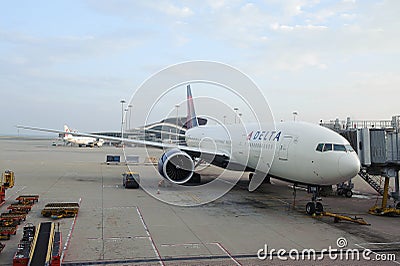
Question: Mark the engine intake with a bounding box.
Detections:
[158,149,194,184]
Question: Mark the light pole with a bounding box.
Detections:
[223,115,226,124]
[238,113,242,123]
[120,100,126,145]
[125,108,129,131]
[234,107,239,124]
[175,104,180,141]
[293,111,298,122]
[128,104,133,130]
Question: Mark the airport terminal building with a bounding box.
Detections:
[93,116,207,144]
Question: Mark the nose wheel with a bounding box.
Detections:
[306,201,324,215]
[306,186,324,215]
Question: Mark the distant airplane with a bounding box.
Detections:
[18,86,360,214]
[63,125,104,147]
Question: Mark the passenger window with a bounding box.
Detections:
[323,143,332,151]
[334,144,347,152]
[316,143,323,152]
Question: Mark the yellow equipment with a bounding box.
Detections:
[1,170,15,207]
[1,170,14,189]
[322,212,370,225]
[369,176,400,216]
[41,202,80,218]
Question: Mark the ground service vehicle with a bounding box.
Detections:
[122,172,140,189]
[41,202,80,218]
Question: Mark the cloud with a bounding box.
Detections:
[276,53,328,71]
[153,2,194,18]
[284,1,304,16]
[194,2,272,49]
[340,13,357,20]
[1,0,400,133]
[0,30,42,45]
[207,0,226,10]
[350,71,400,94]
[87,0,194,19]
[270,23,328,31]
[0,29,144,69]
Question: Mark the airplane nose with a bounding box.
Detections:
[338,154,361,179]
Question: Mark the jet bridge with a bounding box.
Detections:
[320,115,400,212]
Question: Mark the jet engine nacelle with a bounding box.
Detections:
[158,148,194,184]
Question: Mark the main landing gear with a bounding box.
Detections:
[306,186,324,215]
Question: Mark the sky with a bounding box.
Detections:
[1,0,399,135]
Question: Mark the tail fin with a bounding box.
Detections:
[186,85,199,129]
[63,125,72,139]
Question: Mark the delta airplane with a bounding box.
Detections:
[63,125,104,147]
[18,86,360,215]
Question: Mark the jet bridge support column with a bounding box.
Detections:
[369,169,400,216]
[393,170,399,202]
[382,177,390,210]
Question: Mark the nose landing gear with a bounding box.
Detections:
[306,186,324,215]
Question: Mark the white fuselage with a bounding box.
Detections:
[64,135,104,147]
[185,121,360,186]
[63,125,104,147]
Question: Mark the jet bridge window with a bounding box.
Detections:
[334,144,347,152]
[323,143,333,151]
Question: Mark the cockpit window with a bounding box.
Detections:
[316,143,324,152]
[334,144,346,152]
[323,143,333,151]
[345,144,355,152]
[317,143,354,152]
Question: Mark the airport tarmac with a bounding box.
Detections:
[0,137,399,265]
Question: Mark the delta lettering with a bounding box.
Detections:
[247,130,281,142]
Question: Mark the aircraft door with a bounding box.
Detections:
[278,136,292,160]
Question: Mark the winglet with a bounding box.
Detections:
[186,85,199,129]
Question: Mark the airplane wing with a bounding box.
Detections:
[16,125,230,163]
